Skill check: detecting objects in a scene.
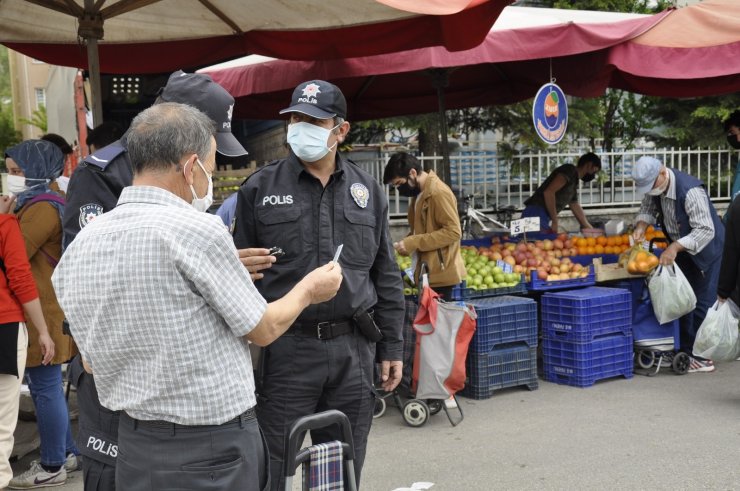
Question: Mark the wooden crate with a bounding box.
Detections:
[593,257,645,282]
[212,166,256,205]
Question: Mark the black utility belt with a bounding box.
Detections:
[130,407,256,430]
[290,320,354,340]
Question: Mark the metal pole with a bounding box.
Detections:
[87,38,103,126]
[81,0,104,126]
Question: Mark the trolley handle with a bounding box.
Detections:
[283,410,356,478]
[648,237,669,253]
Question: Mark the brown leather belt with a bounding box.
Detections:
[290,320,354,340]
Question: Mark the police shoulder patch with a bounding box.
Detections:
[79,203,104,229]
[350,183,369,208]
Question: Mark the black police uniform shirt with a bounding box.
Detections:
[62,137,131,248]
[233,152,404,361]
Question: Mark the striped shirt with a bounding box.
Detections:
[52,186,267,425]
[636,169,715,254]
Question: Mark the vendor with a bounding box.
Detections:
[521,152,601,233]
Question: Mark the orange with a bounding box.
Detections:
[646,225,655,233]
[586,246,596,255]
[604,246,614,254]
[586,237,596,247]
[577,238,587,248]
[637,260,651,273]
[621,244,630,253]
[646,255,659,269]
[606,236,616,246]
[594,245,605,254]
[578,246,588,256]
[596,236,608,247]
[627,261,639,274]
[634,251,649,263]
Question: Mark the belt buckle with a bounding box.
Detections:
[317,321,330,340]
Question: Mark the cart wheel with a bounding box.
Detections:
[672,352,690,375]
[427,400,443,416]
[636,350,655,369]
[373,397,387,419]
[402,399,429,427]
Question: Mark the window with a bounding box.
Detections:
[35,88,46,108]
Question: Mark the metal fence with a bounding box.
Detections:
[353,147,738,218]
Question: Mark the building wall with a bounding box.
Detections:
[8,50,49,140]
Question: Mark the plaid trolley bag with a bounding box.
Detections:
[283,410,357,491]
[405,274,477,427]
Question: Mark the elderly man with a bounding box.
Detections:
[631,156,724,373]
[52,102,343,491]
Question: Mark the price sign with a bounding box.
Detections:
[496,260,513,274]
[510,217,540,236]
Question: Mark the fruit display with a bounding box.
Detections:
[460,247,523,290]
[467,233,592,283]
[394,253,419,296]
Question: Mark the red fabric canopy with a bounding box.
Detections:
[1,0,509,74]
[202,7,668,121]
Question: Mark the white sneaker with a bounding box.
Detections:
[688,357,715,373]
[64,453,79,473]
[8,461,67,488]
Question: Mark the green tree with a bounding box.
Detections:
[19,104,47,133]
[0,46,20,152]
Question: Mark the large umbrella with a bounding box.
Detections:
[607,0,740,97]
[0,0,511,126]
[199,6,666,177]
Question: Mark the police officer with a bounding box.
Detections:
[233,80,404,490]
[62,70,261,490]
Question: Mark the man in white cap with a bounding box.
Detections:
[631,156,724,373]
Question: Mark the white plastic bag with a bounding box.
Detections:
[647,263,697,324]
[693,300,740,362]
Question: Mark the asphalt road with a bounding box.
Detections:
[10,360,740,490]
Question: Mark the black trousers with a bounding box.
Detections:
[116,412,269,491]
[257,330,375,491]
[82,457,116,491]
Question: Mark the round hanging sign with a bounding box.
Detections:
[532,82,568,145]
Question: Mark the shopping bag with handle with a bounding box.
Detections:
[647,263,696,324]
[693,299,740,362]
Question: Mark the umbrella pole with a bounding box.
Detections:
[86,38,104,127]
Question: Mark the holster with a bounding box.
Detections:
[352,308,383,342]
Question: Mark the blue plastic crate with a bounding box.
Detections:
[541,287,632,342]
[460,343,538,400]
[527,267,596,291]
[450,277,527,301]
[466,296,538,352]
[542,333,633,388]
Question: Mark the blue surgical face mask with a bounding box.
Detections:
[286,121,340,163]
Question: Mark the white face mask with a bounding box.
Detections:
[187,158,213,212]
[647,173,669,196]
[4,174,47,195]
[286,121,340,163]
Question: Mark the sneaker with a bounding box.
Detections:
[8,461,67,488]
[64,453,78,473]
[688,357,715,373]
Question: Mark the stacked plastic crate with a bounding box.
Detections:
[541,287,633,387]
[460,295,538,399]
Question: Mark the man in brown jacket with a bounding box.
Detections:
[383,152,466,299]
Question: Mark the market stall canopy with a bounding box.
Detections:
[0,0,510,126]
[607,0,740,97]
[0,0,511,72]
[199,6,665,121]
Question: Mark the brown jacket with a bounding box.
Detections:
[17,191,77,366]
[403,171,466,288]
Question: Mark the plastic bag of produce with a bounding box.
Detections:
[693,299,740,362]
[648,263,697,324]
[619,244,659,275]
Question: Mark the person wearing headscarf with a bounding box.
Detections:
[5,140,79,488]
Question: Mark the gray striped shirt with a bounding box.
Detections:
[636,169,715,254]
[53,186,266,425]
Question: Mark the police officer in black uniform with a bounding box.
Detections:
[62,70,254,490]
[233,80,404,490]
